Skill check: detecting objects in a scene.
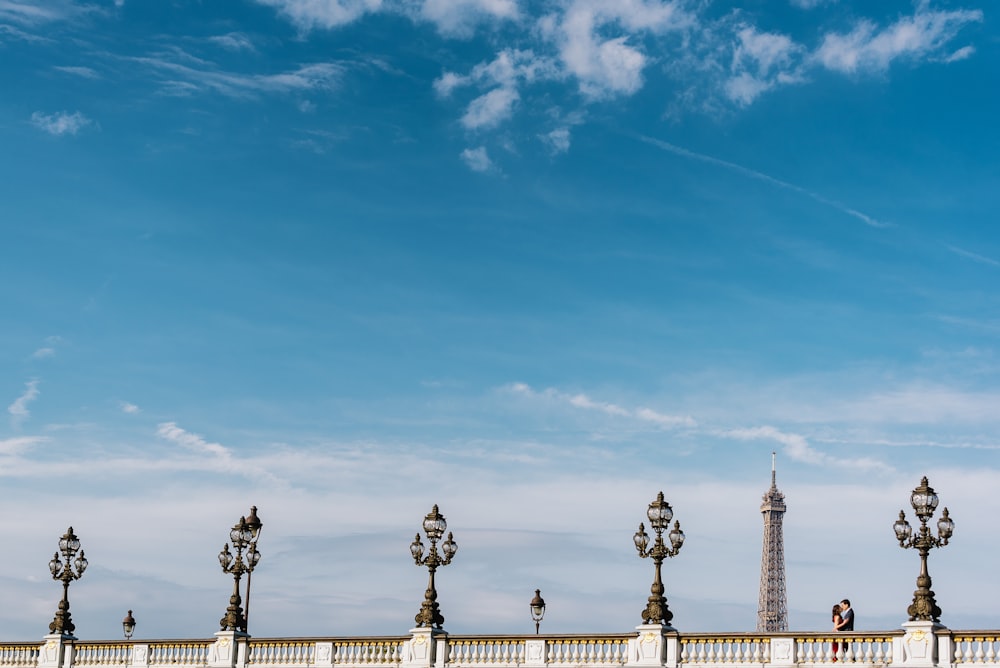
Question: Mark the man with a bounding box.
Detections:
[836,599,854,631]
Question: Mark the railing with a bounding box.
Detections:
[330,639,405,665]
[0,644,40,667]
[677,632,895,666]
[15,629,1000,668]
[74,643,133,665]
[445,635,630,666]
[680,635,771,664]
[147,641,214,666]
[953,635,1000,664]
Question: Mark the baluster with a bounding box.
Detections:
[985,640,996,664]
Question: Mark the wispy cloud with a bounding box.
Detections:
[946,244,999,267]
[8,380,40,425]
[0,435,48,456]
[132,53,344,99]
[815,5,983,74]
[637,135,891,228]
[506,382,696,428]
[30,110,92,136]
[208,32,255,51]
[156,421,231,457]
[31,347,55,359]
[120,402,140,414]
[53,65,99,78]
[718,424,892,472]
[0,0,76,25]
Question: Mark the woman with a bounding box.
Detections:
[831,604,843,661]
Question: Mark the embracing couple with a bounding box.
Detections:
[831,599,854,660]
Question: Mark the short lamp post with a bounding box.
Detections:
[893,476,954,623]
[633,491,685,626]
[122,610,136,640]
[530,589,546,634]
[218,515,262,633]
[409,505,458,629]
[48,527,88,636]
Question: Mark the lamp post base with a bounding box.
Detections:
[893,620,946,668]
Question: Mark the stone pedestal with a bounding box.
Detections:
[402,628,447,668]
[208,630,249,668]
[767,637,796,667]
[626,624,678,668]
[38,634,74,668]
[130,644,150,668]
[524,639,546,668]
[894,621,945,668]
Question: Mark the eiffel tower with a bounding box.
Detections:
[756,451,788,631]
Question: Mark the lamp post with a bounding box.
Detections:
[243,506,263,633]
[893,476,955,622]
[218,515,261,633]
[633,491,685,626]
[530,589,546,634]
[122,611,136,640]
[48,527,88,636]
[409,504,458,629]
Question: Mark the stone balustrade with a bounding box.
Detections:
[4,625,998,668]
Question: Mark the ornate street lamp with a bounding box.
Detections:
[633,491,685,626]
[122,610,136,640]
[530,589,546,634]
[243,506,263,632]
[48,527,88,636]
[218,514,262,633]
[893,476,954,622]
[409,504,458,629]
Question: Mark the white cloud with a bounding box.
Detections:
[943,45,974,63]
[461,86,519,129]
[723,26,805,106]
[8,380,40,425]
[254,0,382,30]
[540,126,571,154]
[550,0,692,99]
[156,421,231,457]
[460,146,493,172]
[438,49,556,130]
[418,0,518,37]
[120,402,140,414]
[815,6,983,74]
[31,347,55,359]
[30,110,92,136]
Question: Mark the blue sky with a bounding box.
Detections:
[1,0,999,643]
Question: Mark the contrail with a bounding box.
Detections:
[637,134,892,229]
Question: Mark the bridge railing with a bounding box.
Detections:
[13,627,1000,668]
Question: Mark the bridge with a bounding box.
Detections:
[3,622,999,668]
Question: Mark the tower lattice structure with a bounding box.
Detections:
[756,452,788,632]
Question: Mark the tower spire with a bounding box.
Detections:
[756,452,788,631]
